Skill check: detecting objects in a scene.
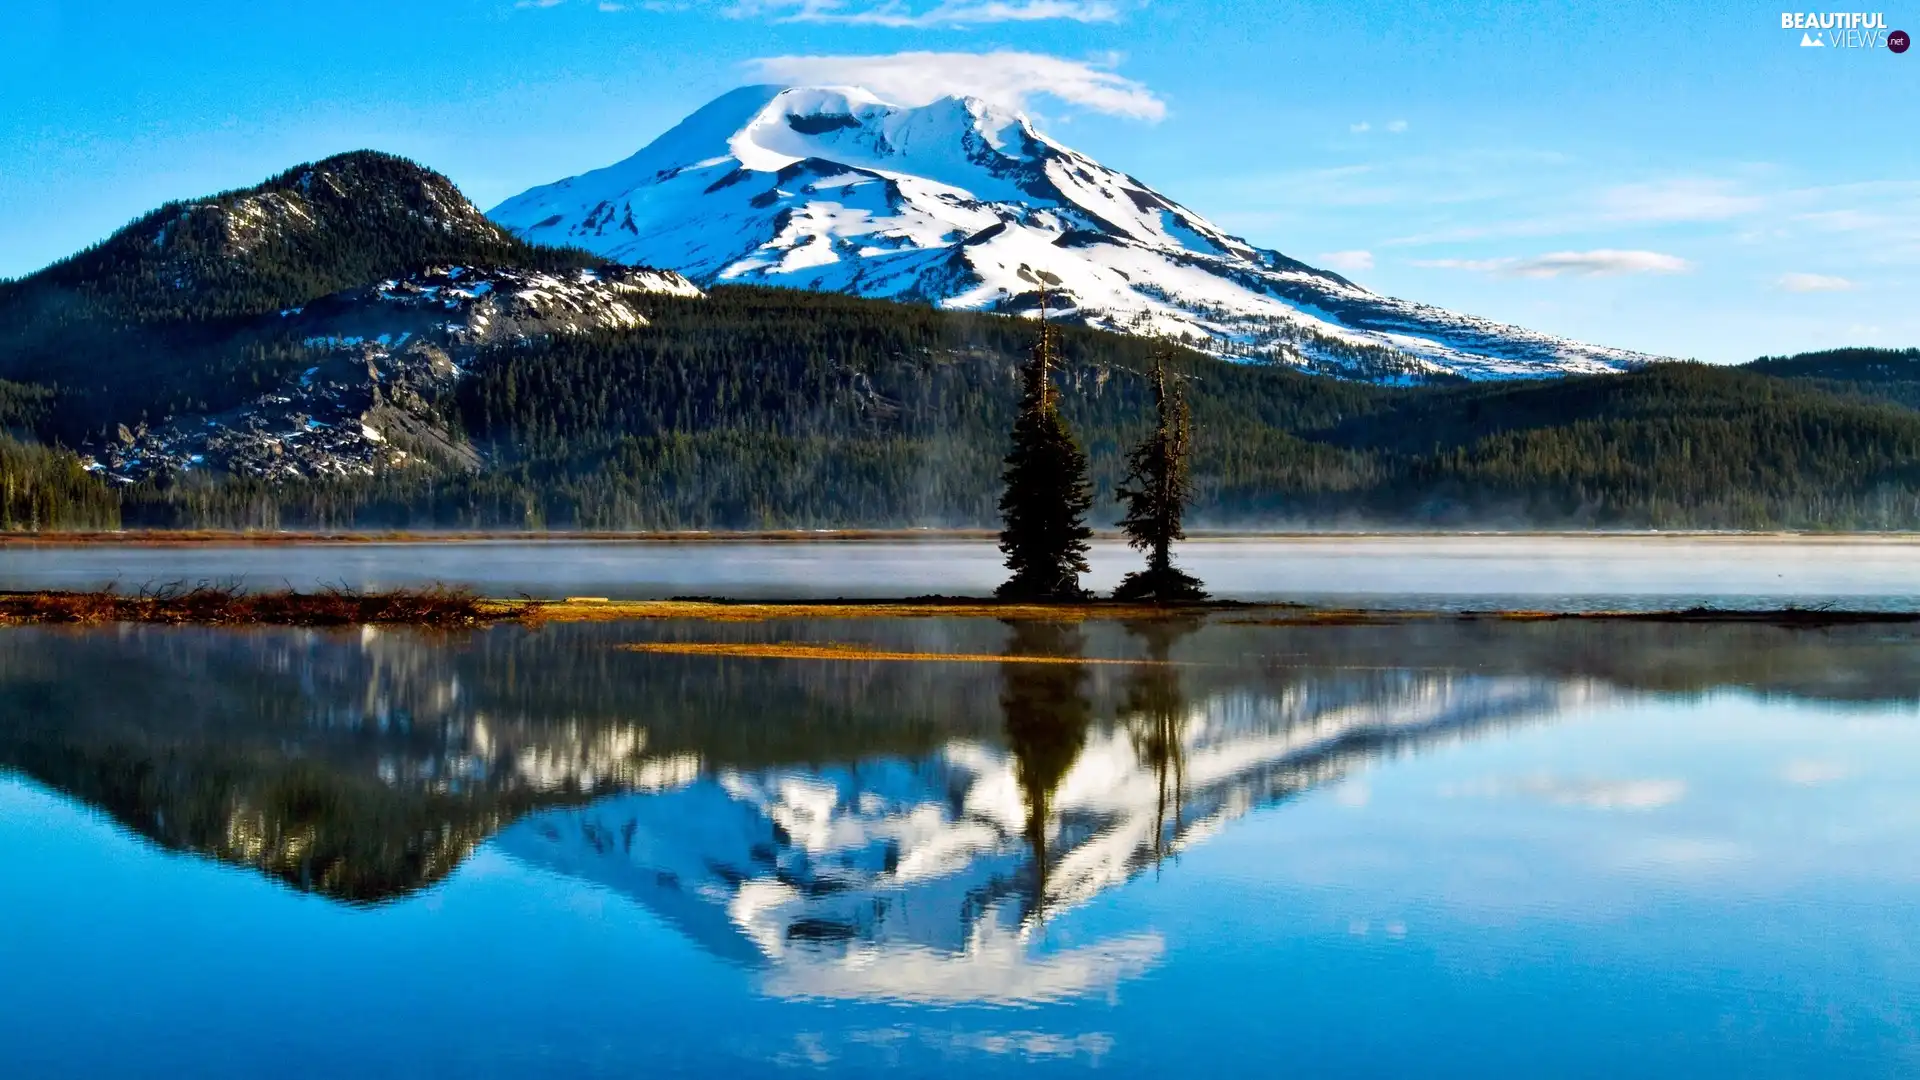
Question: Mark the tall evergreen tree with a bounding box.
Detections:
[996,279,1093,600]
[1114,345,1207,600]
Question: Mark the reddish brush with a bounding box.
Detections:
[0,584,494,627]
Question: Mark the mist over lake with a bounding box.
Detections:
[7,534,1920,612]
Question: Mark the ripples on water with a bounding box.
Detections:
[2,616,1918,1076]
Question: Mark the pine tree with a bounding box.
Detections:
[996,281,1093,600]
[1114,345,1207,601]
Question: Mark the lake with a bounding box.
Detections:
[3,612,1918,1077]
[6,533,1920,610]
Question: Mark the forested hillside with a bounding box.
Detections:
[1743,347,1920,411]
[67,293,1920,530]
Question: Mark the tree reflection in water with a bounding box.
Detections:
[997,620,1093,913]
[1119,618,1202,870]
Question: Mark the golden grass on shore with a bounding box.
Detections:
[503,598,1244,624]
[619,642,1183,665]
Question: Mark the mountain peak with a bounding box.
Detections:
[76,151,498,272]
[12,151,596,328]
[491,86,1666,380]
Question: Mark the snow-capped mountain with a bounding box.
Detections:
[491,85,1664,381]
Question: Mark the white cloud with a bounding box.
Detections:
[1442,774,1687,810]
[734,0,1121,25]
[1793,209,1885,232]
[1317,249,1374,272]
[1386,119,1408,133]
[746,51,1165,120]
[1599,178,1767,224]
[1416,249,1691,278]
[1414,257,1510,272]
[1386,175,1774,248]
[1552,777,1686,810]
[1349,121,1371,133]
[1508,249,1691,277]
[761,928,1164,1004]
[1616,836,1749,869]
[1781,759,1852,784]
[1776,272,1854,293]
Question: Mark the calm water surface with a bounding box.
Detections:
[6,534,1920,609]
[2,615,1917,1077]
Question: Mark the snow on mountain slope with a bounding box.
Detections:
[85,264,701,482]
[491,85,1665,381]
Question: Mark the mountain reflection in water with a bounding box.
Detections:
[4,616,1920,1009]
[496,622,1583,1003]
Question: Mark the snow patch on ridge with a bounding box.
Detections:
[84,264,702,483]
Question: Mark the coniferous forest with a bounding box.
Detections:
[4,286,1920,531]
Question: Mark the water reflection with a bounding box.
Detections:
[1121,618,1200,869]
[495,677,1576,1003]
[1001,620,1094,921]
[4,616,1920,1000]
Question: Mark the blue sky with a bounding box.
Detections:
[4,0,1916,362]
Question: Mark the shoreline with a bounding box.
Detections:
[3,590,1917,629]
[0,528,996,547]
[8,528,1920,547]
